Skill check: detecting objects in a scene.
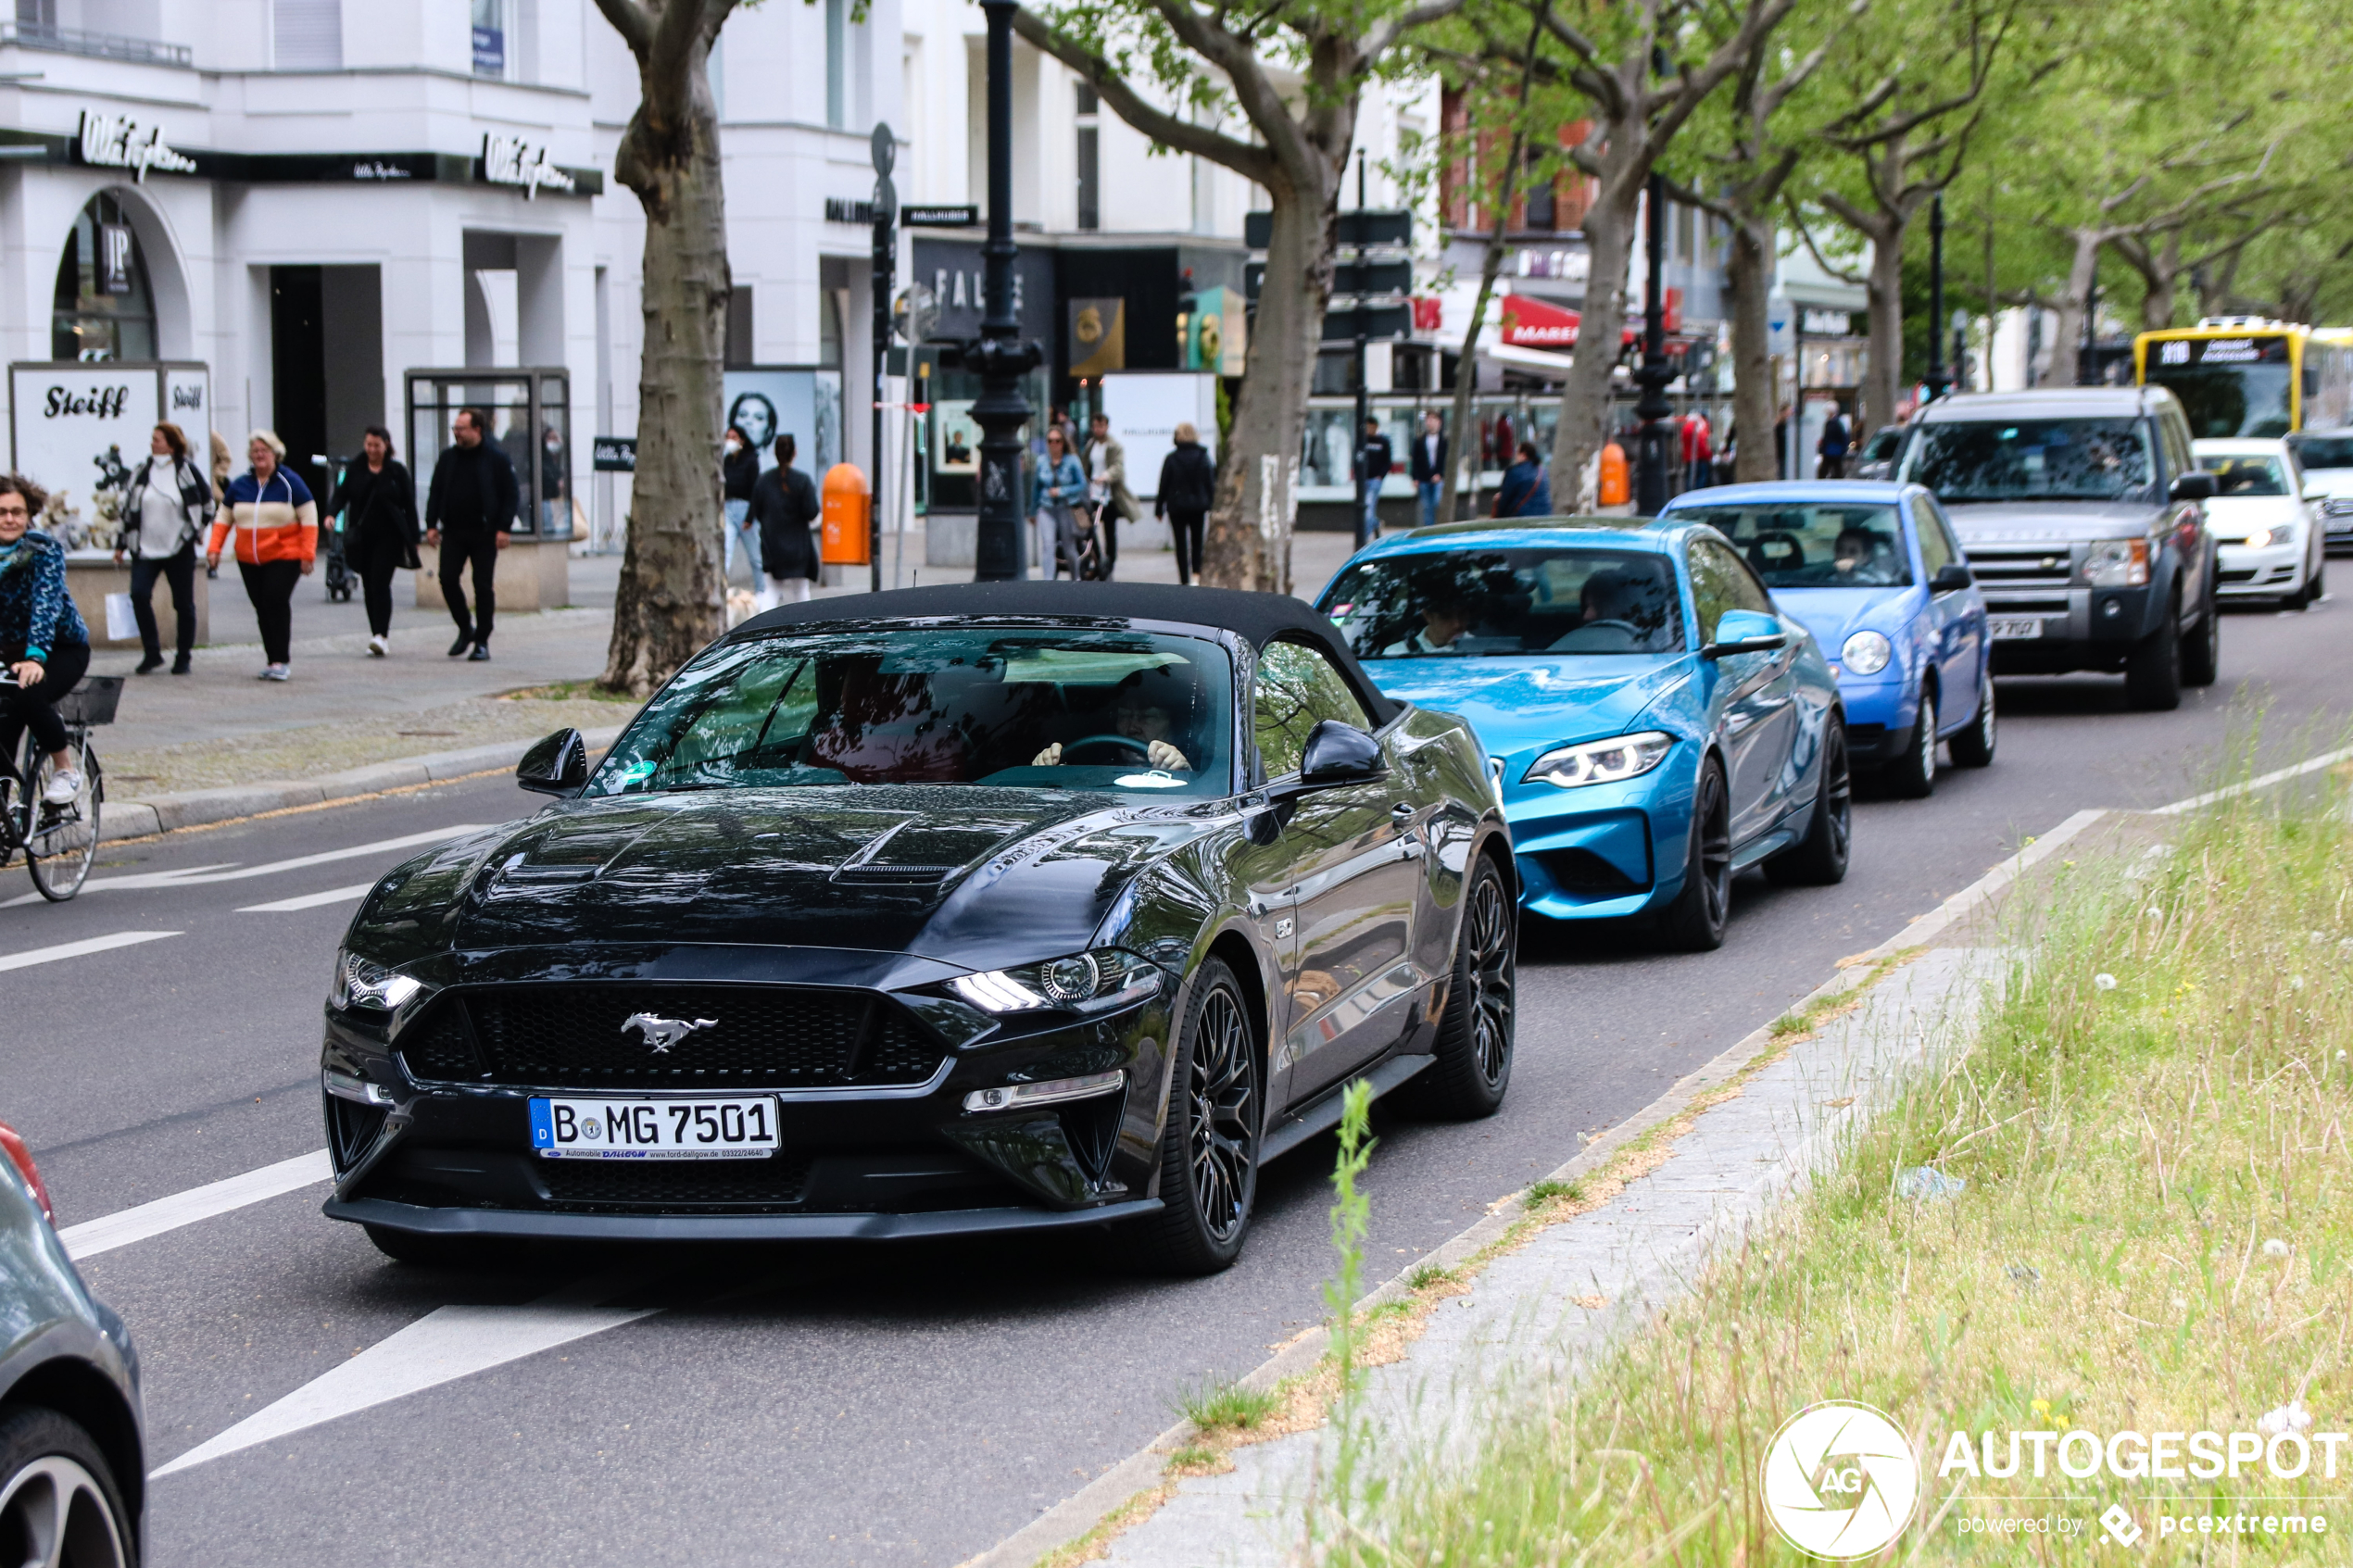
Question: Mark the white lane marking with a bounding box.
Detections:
[20,824,490,900]
[2155,742,2353,815]
[237,883,375,913]
[152,1275,658,1477]
[0,930,181,974]
[58,1149,333,1261]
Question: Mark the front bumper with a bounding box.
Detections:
[2217,540,2306,597]
[1982,583,2162,673]
[321,971,1172,1241]
[1503,755,1693,922]
[1825,672,1915,762]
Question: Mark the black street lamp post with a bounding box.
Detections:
[1632,170,1674,516]
[1923,193,1950,404]
[967,0,1042,581]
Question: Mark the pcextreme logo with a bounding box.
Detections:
[1762,1401,1921,1560]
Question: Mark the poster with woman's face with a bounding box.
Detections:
[934,400,980,474]
[721,371,821,472]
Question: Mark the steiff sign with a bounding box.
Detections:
[6,361,209,535]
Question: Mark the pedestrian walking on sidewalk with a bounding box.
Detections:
[722,424,761,582]
[1085,414,1139,579]
[1153,422,1215,585]
[422,407,517,662]
[1033,426,1089,580]
[1409,410,1447,530]
[751,433,821,608]
[333,425,420,657]
[0,473,90,804]
[1492,440,1554,518]
[207,431,318,682]
[114,421,212,675]
[1354,417,1393,547]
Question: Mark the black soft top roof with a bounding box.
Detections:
[732,581,1400,721]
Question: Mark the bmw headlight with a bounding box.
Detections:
[1523,732,1674,789]
[2082,538,2151,587]
[1840,630,1893,675]
[331,948,429,1011]
[949,948,1164,1014]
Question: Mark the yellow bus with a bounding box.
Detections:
[2133,318,2353,437]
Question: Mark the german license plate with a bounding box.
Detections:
[528,1096,780,1160]
[1988,619,2044,640]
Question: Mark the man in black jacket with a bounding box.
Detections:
[750,433,822,607]
[424,408,518,659]
[1408,410,1447,530]
[1354,417,1393,548]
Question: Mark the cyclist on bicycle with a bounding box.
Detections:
[0,474,91,806]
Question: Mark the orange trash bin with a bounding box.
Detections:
[1597,442,1629,508]
[821,463,871,566]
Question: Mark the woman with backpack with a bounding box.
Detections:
[113,421,212,674]
[1154,423,1216,585]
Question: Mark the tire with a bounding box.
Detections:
[1654,759,1731,952]
[1884,688,1938,798]
[0,1403,136,1568]
[2181,593,2220,688]
[23,734,100,903]
[1120,959,1261,1274]
[2125,604,2183,710]
[1947,675,1996,768]
[1394,855,1515,1119]
[1767,718,1851,885]
[363,1224,492,1268]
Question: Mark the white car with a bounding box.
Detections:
[2287,428,2353,555]
[2193,437,2326,608]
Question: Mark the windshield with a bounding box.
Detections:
[1861,427,1904,461]
[2200,453,2288,496]
[588,628,1232,797]
[2145,334,2295,437]
[2289,433,2353,470]
[1321,548,1685,659]
[1666,504,1911,588]
[1900,419,2156,503]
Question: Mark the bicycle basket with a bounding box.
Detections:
[56,676,123,726]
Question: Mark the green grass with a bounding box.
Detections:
[1176,1378,1281,1436]
[1523,1176,1589,1210]
[1326,759,2353,1564]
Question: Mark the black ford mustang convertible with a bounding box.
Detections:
[321,583,1516,1272]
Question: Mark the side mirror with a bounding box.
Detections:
[2170,471,2217,502]
[1290,721,1386,791]
[518,728,588,797]
[1702,608,1788,660]
[1931,562,1974,594]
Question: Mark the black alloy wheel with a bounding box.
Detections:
[1655,759,1732,951]
[1399,855,1516,1118]
[1768,719,1851,885]
[1885,689,1938,799]
[2181,591,2220,688]
[1126,958,1261,1273]
[1947,675,1996,769]
[2125,599,2184,710]
[0,1404,134,1568]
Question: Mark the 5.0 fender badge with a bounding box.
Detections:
[622,1013,718,1053]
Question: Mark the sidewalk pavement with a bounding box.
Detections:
[82,525,1365,839]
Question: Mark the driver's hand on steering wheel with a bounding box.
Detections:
[1031,742,1063,767]
[1144,740,1191,772]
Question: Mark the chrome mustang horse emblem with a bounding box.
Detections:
[622,1013,718,1053]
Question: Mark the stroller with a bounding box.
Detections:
[321,456,356,602]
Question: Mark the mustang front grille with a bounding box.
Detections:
[537,1155,817,1211]
[396,986,945,1089]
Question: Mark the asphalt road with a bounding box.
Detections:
[5,596,2348,1567]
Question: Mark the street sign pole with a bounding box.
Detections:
[870,122,896,593]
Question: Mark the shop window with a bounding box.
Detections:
[51,194,156,362]
[1522,153,1554,232]
[472,0,506,78]
[726,286,754,368]
[1075,82,1100,232]
[825,0,846,129]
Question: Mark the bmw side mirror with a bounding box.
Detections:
[518,728,588,797]
[1702,608,1788,660]
[2170,471,2217,502]
[1931,562,1974,594]
[1291,721,1386,791]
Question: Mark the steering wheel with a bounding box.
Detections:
[1059,734,1153,764]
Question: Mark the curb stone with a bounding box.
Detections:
[95,725,629,842]
[955,808,2112,1568]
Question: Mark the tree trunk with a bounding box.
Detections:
[2036,230,2102,388]
[1727,215,1779,482]
[1859,218,1906,433]
[1547,165,1638,506]
[1206,173,1336,593]
[600,18,730,695]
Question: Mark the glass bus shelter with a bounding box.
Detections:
[403,368,573,538]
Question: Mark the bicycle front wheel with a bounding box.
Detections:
[25,733,100,901]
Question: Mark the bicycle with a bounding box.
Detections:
[0,671,114,901]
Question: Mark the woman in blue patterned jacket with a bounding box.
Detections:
[0,473,92,806]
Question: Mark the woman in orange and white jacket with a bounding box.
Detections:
[206,429,317,681]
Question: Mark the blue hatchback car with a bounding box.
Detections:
[1661,482,1994,795]
[1316,518,1849,950]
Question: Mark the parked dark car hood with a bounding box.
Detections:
[1941,500,2161,544]
[365,787,1214,967]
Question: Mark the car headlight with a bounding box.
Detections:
[1523,732,1674,789]
[2242,527,2275,549]
[948,948,1164,1014]
[2082,538,2151,587]
[331,948,428,1011]
[1840,630,1893,675]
